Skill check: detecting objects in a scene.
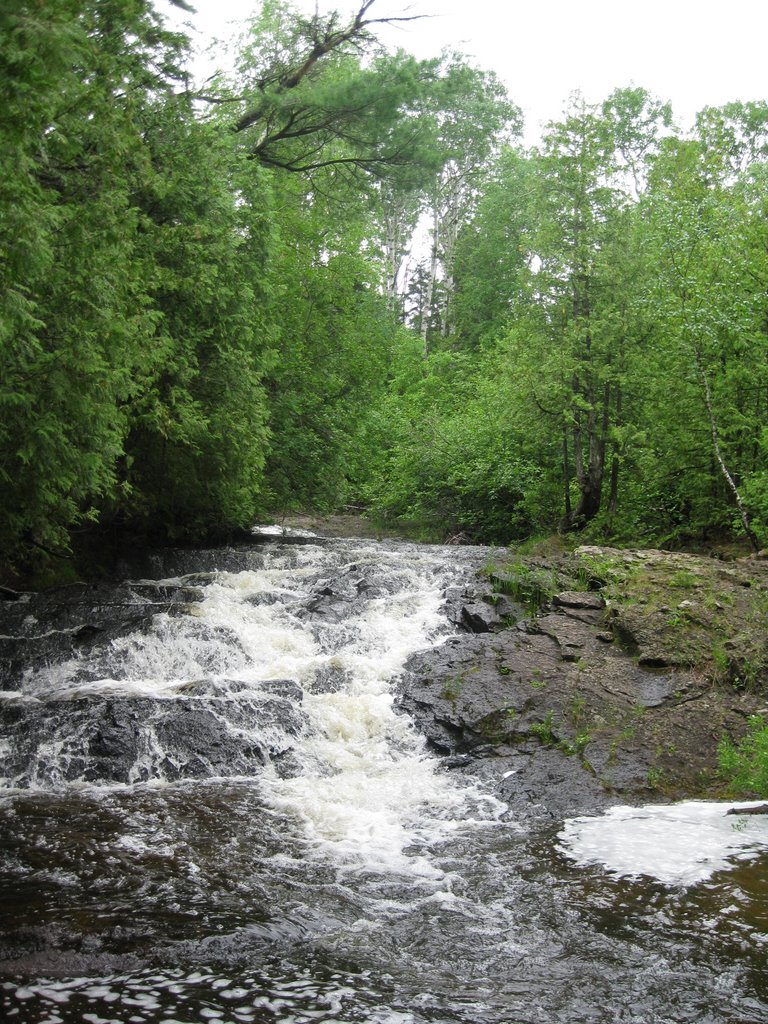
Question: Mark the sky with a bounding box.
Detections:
[166,0,768,144]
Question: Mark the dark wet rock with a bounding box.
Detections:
[258,679,304,703]
[440,753,475,769]
[128,582,206,605]
[553,591,605,610]
[0,693,306,788]
[459,601,501,633]
[442,583,525,634]
[0,615,155,691]
[295,563,376,623]
[293,557,422,629]
[270,748,304,779]
[244,591,285,607]
[492,746,616,822]
[300,595,353,623]
[609,604,695,667]
[312,663,350,693]
[531,612,593,661]
[113,545,273,581]
[398,545,768,815]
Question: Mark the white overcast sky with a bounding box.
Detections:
[168,0,768,143]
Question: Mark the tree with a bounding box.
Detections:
[382,88,677,543]
[207,0,443,183]
[414,59,521,351]
[0,0,188,560]
[451,147,536,349]
[513,90,670,532]
[260,167,398,511]
[0,0,277,568]
[643,124,768,549]
[121,100,274,539]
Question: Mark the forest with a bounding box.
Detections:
[3,0,768,578]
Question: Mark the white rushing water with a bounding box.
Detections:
[6,539,499,874]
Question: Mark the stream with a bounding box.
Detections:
[1,530,767,1023]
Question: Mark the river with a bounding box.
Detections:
[1,530,767,1023]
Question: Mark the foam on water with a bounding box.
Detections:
[558,800,768,885]
[0,967,370,1024]
[252,523,319,538]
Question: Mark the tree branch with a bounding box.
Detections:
[233,1,428,135]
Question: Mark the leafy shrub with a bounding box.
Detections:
[718,716,768,796]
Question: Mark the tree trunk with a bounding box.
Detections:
[562,428,572,525]
[561,383,610,531]
[567,454,604,528]
[383,204,405,312]
[421,207,440,356]
[608,356,624,521]
[608,455,620,519]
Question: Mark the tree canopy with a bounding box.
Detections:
[2,0,767,578]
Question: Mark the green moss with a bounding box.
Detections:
[441,676,463,701]
[669,569,700,589]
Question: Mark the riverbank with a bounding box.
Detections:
[397,544,768,818]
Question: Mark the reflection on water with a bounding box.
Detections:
[0,536,766,1023]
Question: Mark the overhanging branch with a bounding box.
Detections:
[233,1,429,136]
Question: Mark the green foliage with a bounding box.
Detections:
[0,1,279,565]
[4,0,768,576]
[363,344,560,541]
[2,0,534,575]
[451,147,534,348]
[260,173,398,512]
[576,553,628,591]
[488,561,561,613]
[0,0,187,559]
[718,716,768,797]
[370,87,768,550]
[123,104,274,538]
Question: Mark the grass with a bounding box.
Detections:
[482,559,564,614]
[576,552,629,591]
[529,711,556,744]
[668,569,700,589]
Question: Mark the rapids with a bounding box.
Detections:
[0,531,766,1023]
